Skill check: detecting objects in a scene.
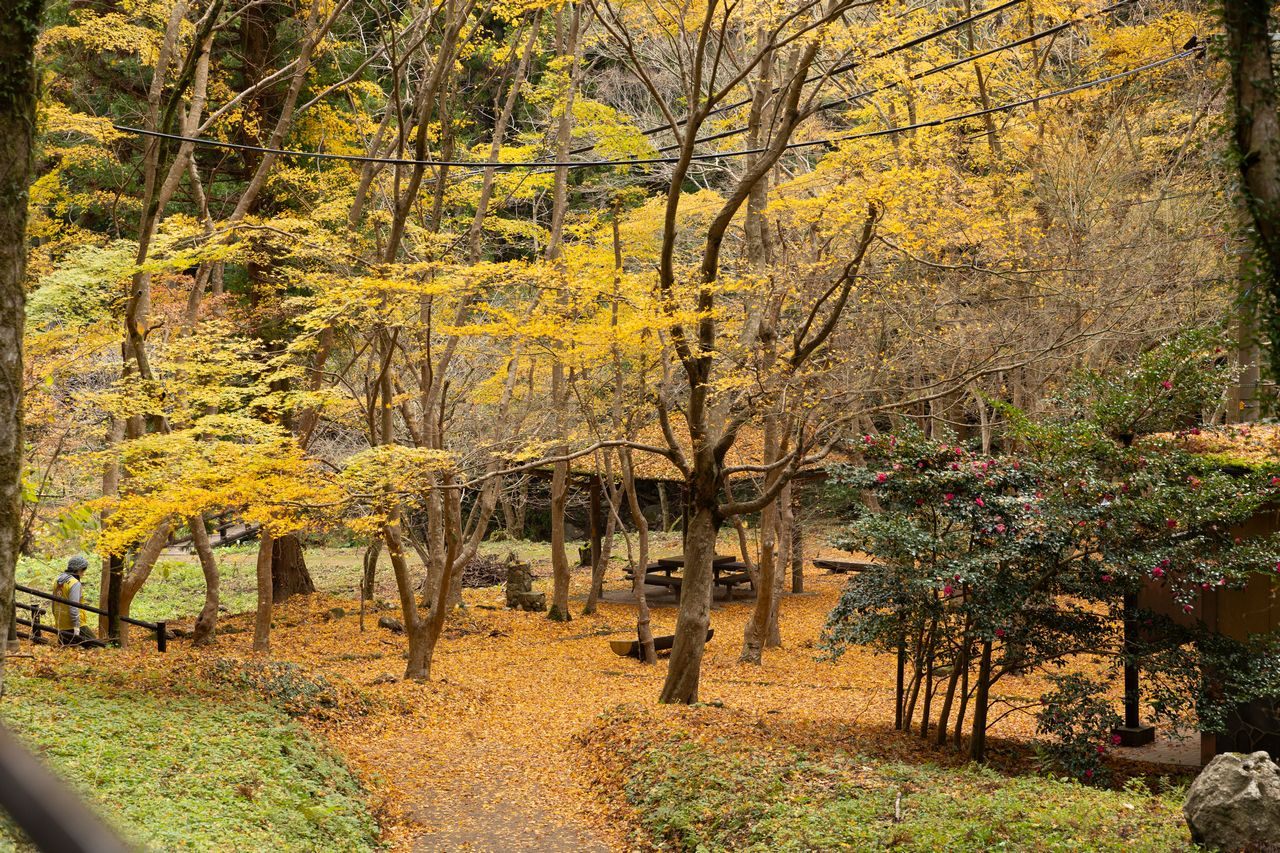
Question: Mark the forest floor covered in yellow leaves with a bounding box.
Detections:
[4,533,1198,851]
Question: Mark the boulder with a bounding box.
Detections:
[1184,751,1280,851]
[377,616,404,634]
[513,591,547,612]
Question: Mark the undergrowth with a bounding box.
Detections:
[0,672,381,851]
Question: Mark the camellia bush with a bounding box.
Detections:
[823,331,1280,782]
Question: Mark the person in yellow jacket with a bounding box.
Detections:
[53,555,98,646]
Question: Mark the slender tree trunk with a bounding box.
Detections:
[548,462,572,621]
[190,515,220,646]
[789,501,804,594]
[583,488,616,615]
[116,521,171,647]
[0,0,40,676]
[252,529,274,653]
[622,450,656,663]
[362,538,381,600]
[970,639,994,763]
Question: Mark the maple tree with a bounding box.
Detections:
[4,0,1254,705]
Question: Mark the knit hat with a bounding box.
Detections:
[66,555,89,574]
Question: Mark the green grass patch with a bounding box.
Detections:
[622,735,1193,852]
[0,673,380,852]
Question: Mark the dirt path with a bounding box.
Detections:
[135,542,1048,851]
[407,742,610,852]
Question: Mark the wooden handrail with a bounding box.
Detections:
[14,584,167,652]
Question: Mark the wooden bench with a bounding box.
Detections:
[814,558,883,574]
[610,628,714,659]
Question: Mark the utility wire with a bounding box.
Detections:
[570,0,1031,157]
[112,46,1201,171]
[656,0,1137,153]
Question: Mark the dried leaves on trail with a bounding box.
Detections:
[4,548,1163,851]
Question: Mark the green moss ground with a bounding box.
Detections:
[621,734,1193,852]
[0,673,380,851]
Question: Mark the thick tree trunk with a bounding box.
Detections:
[1225,0,1280,376]
[660,502,717,703]
[270,532,314,601]
[252,530,274,653]
[190,514,220,646]
[0,0,39,675]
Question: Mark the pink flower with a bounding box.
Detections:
[943,585,954,596]
[863,434,874,445]
[944,493,955,502]
[1202,583,1211,591]
[915,498,925,506]
[876,472,888,483]
[1084,769,1094,780]
[975,497,985,507]
[1096,744,1106,755]
[1101,574,1113,584]
[1166,519,1178,529]
[1152,567,1165,578]
[1111,734,1122,746]
[995,524,1006,534]
[1023,503,1032,512]
[1183,603,1194,614]
[1161,380,1173,390]
[1190,427,1201,435]
[995,628,1005,639]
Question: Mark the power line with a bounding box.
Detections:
[571,0,1032,157]
[112,46,1200,170]
[656,0,1138,153]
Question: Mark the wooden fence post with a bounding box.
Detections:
[106,554,122,644]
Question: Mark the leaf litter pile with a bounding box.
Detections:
[5,538,1183,851]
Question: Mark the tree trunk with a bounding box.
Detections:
[790,505,804,594]
[362,538,380,600]
[622,451,656,663]
[190,514,219,646]
[660,502,717,703]
[583,491,616,615]
[0,0,40,677]
[116,521,171,647]
[252,530,274,653]
[548,461,571,621]
[1224,0,1280,377]
[969,639,994,763]
[270,532,314,601]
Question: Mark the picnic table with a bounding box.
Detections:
[626,554,754,601]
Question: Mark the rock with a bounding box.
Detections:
[513,591,546,612]
[377,616,404,634]
[505,555,536,609]
[324,607,346,621]
[1184,751,1280,851]
[369,674,398,685]
[641,503,663,528]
